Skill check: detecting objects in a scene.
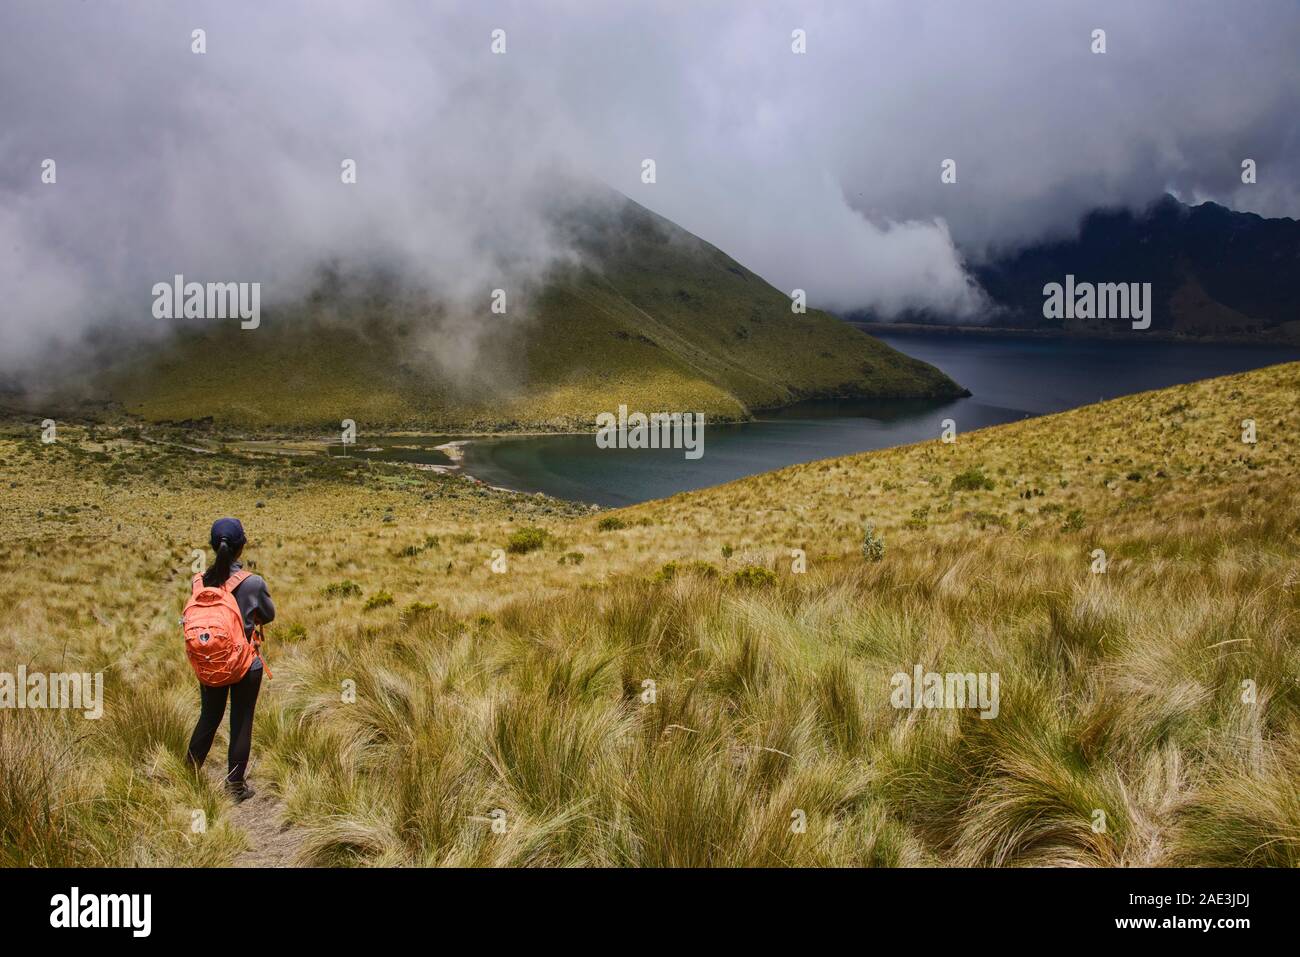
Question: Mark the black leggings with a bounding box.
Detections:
[186,667,262,784]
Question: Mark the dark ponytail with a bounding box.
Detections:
[203,538,240,587]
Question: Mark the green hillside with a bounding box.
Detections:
[104,195,963,430]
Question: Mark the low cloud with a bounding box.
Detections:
[1,0,1297,378]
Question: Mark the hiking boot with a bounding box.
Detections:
[225,781,256,803]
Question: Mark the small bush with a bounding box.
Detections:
[686,560,720,578]
[363,590,395,611]
[506,526,548,554]
[597,516,627,531]
[322,580,362,599]
[861,524,886,562]
[559,551,584,566]
[729,565,778,588]
[951,468,995,492]
[401,600,438,621]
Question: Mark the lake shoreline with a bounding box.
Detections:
[229,334,1300,507]
[442,336,1300,506]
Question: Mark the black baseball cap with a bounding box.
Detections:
[209,517,247,550]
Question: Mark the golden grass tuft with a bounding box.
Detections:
[1,362,1297,865]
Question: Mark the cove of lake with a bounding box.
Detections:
[328,333,1300,507]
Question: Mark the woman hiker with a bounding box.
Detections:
[183,517,275,802]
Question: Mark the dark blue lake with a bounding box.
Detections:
[453,333,1299,506]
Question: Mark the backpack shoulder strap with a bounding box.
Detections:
[224,569,252,594]
[191,573,204,595]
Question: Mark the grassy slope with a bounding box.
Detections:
[103,197,961,430]
[2,362,1297,866]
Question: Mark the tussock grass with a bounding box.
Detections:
[1,362,1297,865]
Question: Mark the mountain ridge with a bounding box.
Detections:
[81,193,965,431]
[851,196,1300,343]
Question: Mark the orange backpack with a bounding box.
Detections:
[183,571,262,686]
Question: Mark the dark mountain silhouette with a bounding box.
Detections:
[854,196,1300,342]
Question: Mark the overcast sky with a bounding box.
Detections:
[2,0,1298,371]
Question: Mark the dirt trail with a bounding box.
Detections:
[226,789,308,868]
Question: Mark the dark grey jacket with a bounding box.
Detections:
[228,562,275,670]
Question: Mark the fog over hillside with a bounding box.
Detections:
[2,0,1298,375]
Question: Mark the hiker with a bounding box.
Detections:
[183,517,275,802]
